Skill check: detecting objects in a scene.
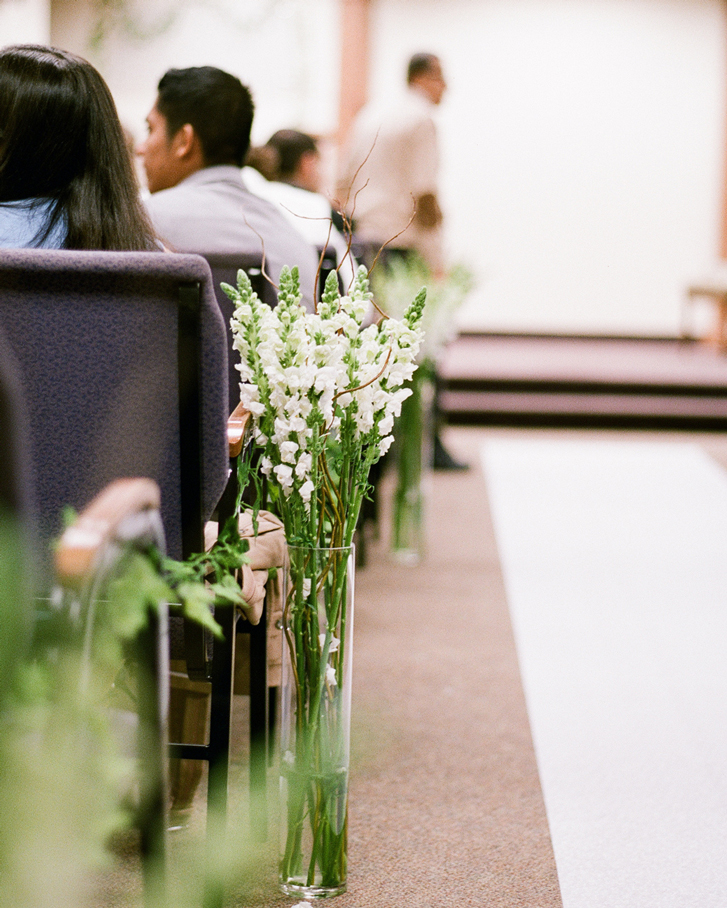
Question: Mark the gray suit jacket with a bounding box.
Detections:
[145,166,319,309]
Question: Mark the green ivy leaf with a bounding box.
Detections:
[175,582,223,639]
[209,574,246,609]
[106,554,172,643]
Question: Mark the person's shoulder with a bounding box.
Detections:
[352,98,393,132]
[0,199,65,249]
[240,178,310,229]
[147,167,240,206]
[144,181,191,217]
[400,89,436,125]
[352,90,431,138]
[240,166,270,196]
[265,181,332,220]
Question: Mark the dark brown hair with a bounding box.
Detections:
[156,66,254,168]
[0,44,157,250]
[407,53,440,85]
[265,129,318,182]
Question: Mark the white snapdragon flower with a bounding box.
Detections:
[319,382,337,411]
[288,414,308,435]
[354,402,375,434]
[316,342,344,371]
[376,389,412,439]
[336,313,359,339]
[274,463,294,492]
[235,360,255,383]
[320,634,340,653]
[378,411,395,436]
[240,388,265,417]
[379,435,394,456]
[371,388,390,412]
[295,452,312,478]
[390,386,413,412]
[314,366,340,395]
[285,364,313,393]
[286,395,312,421]
[350,294,369,323]
[325,665,337,688]
[279,440,298,464]
[272,416,295,446]
[270,383,292,413]
[299,479,315,504]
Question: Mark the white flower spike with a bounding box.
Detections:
[226,262,425,549]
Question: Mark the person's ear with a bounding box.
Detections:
[171,123,197,159]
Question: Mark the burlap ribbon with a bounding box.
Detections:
[204,509,286,626]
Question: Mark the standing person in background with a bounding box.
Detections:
[137,66,319,310]
[338,52,446,277]
[338,53,467,470]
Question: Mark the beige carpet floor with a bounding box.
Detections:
[337,427,563,908]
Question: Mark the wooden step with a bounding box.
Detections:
[440,389,727,429]
[436,333,727,430]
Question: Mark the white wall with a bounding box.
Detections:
[49,0,341,149]
[0,0,50,43]
[370,0,727,335]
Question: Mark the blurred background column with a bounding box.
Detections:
[721,11,727,262]
[337,0,371,146]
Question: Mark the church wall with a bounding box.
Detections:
[369,0,727,335]
[48,0,341,154]
[0,0,50,43]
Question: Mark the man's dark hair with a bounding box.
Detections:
[407,53,439,85]
[265,129,318,181]
[156,66,254,167]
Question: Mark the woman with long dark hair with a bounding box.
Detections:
[0,44,157,250]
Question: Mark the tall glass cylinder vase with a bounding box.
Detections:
[391,369,432,564]
[279,543,354,899]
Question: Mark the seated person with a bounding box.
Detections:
[245,129,357,293]
[0,44,157,251]
[137,67,319,310]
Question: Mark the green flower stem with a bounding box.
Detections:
[392,371,425,553]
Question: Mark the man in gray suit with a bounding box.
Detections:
[138,66,319,309]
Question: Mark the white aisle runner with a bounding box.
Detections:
[482,439,727,908]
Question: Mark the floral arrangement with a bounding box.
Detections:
[371,252,473,365]
[371,255,473,560]
[226,263,425,895]
[227,264,426,550]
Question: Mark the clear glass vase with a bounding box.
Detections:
[279,543,354,899]
[391,370,431,564]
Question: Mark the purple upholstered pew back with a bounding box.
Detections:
[0,250,229,564]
